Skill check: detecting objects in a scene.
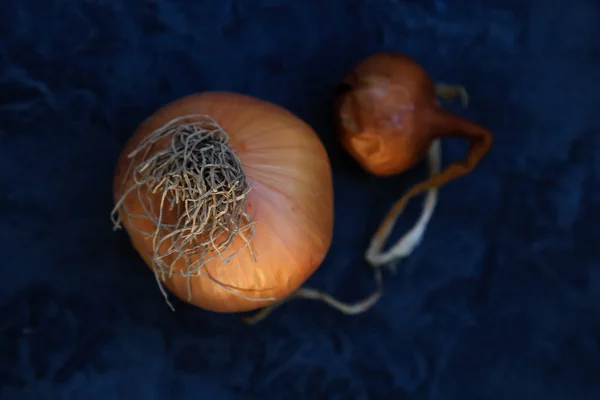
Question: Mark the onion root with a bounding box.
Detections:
[111,115,276,309]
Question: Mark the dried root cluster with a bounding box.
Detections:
[111,115,263,307]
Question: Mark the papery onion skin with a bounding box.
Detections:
[112,92,334,313]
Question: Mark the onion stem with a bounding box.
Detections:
[366,83,469,267]
[366,139,442,266]
[242,268,383,325]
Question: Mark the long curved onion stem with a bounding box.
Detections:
[242,267,383,325]
[366,138,441,266]
[366,83,467,266]
[111,115,276,309]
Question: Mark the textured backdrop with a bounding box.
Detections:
[1,0,600,399]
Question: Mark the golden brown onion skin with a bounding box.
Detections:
[113,92,334,313]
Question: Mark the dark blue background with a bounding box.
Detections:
[1,0,600,399]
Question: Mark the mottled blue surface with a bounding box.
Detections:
[1,0,600,399]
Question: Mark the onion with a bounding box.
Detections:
[111,91,334,314]
[334,52,493,267]
[334,51,492,178]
